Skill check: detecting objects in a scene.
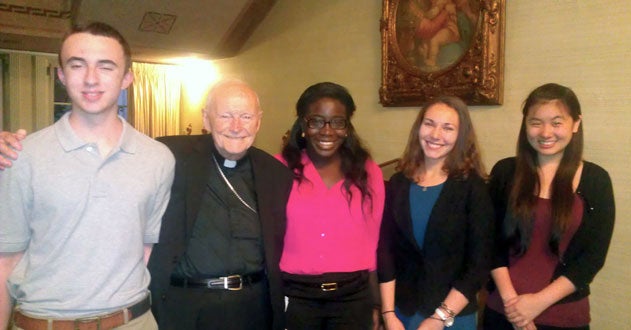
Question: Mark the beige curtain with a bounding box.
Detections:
[130,62,181,138]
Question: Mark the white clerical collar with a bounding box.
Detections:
[223,159,237,168]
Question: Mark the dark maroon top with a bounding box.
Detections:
[487,195,590,327]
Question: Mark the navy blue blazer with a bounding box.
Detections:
[377,171,494,316]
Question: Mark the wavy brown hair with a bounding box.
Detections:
[398,96,486,181]
[506,83,583,256]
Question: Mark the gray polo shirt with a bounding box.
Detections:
[0,112,175,318]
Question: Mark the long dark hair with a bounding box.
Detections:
[398,96,486,181]
[507,83,583,256]
[281,82,372,206]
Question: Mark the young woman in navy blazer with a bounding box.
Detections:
[378,96,494,330]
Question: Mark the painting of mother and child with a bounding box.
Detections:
[396,0,479,72]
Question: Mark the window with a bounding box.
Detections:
[53,73,71,122]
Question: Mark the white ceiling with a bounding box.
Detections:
[0,0,276,63]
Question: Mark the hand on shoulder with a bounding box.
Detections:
[0,129,27,170]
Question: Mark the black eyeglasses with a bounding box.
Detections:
[305,117,348,130]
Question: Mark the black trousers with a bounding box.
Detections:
[285,290,373,330]
[158,281,272,330]
[284,271,373,330]
[482,306,589,330]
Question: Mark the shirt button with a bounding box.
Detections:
[320,233,326,237]
[86,146,94,152]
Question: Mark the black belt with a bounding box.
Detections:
[283,270,368,292]
[170,271,265,290]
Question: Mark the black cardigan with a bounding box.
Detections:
[377,171,494,316]
[489,157,615,303]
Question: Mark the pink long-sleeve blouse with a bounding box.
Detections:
[276,151,385,275]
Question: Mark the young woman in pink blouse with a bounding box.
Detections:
[277,82,385,329]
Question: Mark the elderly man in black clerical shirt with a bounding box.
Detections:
[0,79,293,330]
[149,79,293,330]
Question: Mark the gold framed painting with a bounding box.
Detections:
[379,0,505,106]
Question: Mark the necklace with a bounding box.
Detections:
[415,170,446,192]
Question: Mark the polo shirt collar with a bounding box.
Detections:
[54,111,136,154]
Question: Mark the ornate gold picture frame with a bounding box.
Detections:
[380,0,505,106]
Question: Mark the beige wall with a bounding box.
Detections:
[209,1,631,328]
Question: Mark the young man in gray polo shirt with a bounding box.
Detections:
[0,22,175,330]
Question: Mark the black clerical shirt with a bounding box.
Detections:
[172,151,264,278]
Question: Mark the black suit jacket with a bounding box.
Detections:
[148,134,293,330]
[377,172,494,316]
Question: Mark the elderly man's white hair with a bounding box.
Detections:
[203,78,262,114]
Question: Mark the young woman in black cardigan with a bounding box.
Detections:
[378,96,494,330]
[482,83,615,330]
